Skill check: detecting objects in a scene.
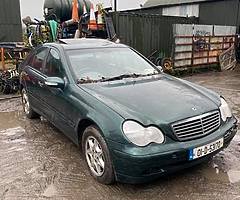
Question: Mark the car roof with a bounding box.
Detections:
[45,38,128,50]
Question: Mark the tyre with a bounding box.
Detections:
[3,84,11,94]
[21,88,39,119]
[82,125,115,184]
[162,58,173,73]
[0,81,4,93]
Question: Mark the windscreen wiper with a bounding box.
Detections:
[77,78,97,84]
[77,72,160,84]
[101,73,142,82]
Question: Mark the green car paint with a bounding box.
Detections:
[20,39,238,183]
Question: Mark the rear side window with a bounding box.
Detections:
[43,49,64,78]
[30,47,49,72]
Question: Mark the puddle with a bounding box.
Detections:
[42,184,57,198]
[0,126,26,144]
[232,197,240,200]
[26,166,39,174]
[3,138,27,144]
[0,98,22,112]
[233,133,240,143]
[0,126,25,136]
[201,158,240,185]
[227,170,240,184]
[5,146,24,153]
[0,112,22,130]
[201,162,230,183]
[0,86,239,199]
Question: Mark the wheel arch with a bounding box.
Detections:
[76,118,102,145]
[77,117,116,184]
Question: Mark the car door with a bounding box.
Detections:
[42,48,77,142]
[23,47,53,119]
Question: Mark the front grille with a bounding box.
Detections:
[172,111,221,141]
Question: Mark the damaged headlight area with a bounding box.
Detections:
[122,120,165,147]
[220,97,232,122]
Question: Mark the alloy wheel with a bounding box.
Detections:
[22,89,30,115]
[85,136,105,177]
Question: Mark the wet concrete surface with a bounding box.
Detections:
[0,70,240,200]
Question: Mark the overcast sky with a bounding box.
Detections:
[20,0,146,20]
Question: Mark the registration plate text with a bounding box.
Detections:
[189,138,224,160]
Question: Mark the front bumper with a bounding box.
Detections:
[108,117,238,184]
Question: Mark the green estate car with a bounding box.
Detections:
[19,39,238,184]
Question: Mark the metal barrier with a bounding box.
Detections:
[113,13,197,58]
[173,35,236,69]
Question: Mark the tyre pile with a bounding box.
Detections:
[0,69,20,94]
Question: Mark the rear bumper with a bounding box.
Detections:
[108,118,238,184]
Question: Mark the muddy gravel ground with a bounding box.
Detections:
[0,71,240,200]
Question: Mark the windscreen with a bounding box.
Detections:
[67,48,159,83]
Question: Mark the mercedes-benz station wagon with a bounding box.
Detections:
[19,39,238,184]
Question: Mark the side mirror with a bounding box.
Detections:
[156,66,164,72]
[45,77,65,90]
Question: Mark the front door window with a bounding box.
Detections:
[44,49,64,78]
[30,47,49,72]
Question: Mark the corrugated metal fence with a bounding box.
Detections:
[0,0,22,42]
[113,13,198,58]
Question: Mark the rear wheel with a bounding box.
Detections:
[21,88,39,119]
[82,126,115,184]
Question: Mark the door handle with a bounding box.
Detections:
[38,81,44,87]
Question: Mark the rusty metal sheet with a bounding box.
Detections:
[173,24,237,69]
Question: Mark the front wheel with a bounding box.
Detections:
[82,126,115,185]
[21,88,39,119]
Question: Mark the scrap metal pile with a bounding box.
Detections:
[22,0,117,48]
[0,69,19,94]
[0,43,29,95]
[0,0,118,95]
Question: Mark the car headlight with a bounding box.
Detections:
[122,120,165,147]
[219,97,232,122]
